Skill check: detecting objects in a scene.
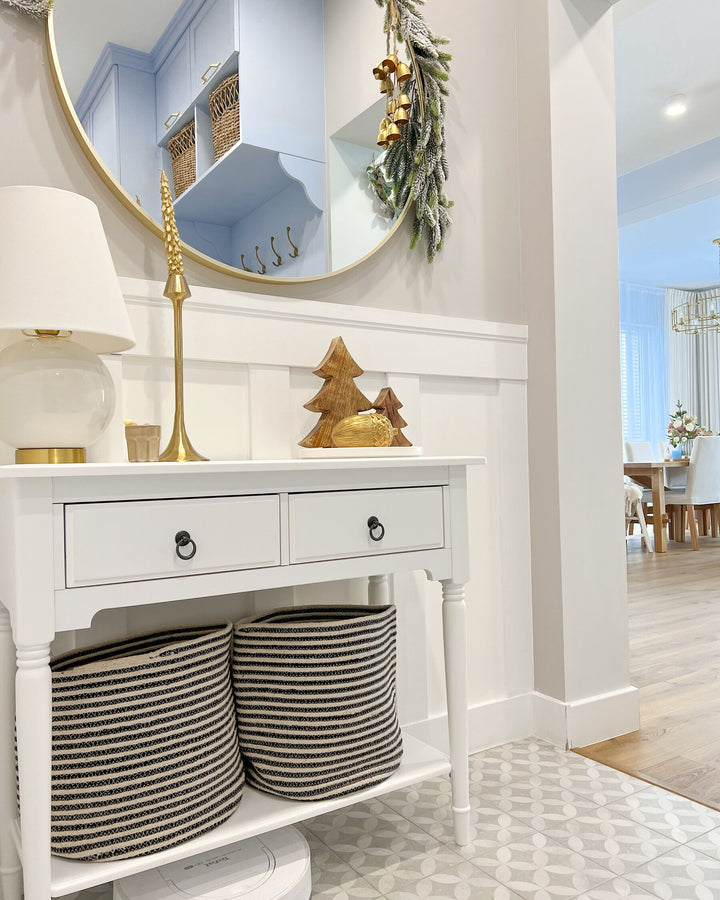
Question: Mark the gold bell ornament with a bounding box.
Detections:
[395,62,412,83]
[381,52,399,73]
[372,62,388,80]
[386,122,402,143]
[379,77,393,94]
[393,106,409,127]
[397,93,412,110]
[386,99,397,116]
[377,117,391,147]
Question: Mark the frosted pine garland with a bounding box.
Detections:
[1,0,52,16]
[372,0,452,261]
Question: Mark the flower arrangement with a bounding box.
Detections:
[667,401,710,448]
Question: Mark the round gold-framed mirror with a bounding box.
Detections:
[45,0,417,284]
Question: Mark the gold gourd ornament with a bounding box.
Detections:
[159,171,207,461]
[331,413,396,448]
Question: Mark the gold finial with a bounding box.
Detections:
[160,170,184,277]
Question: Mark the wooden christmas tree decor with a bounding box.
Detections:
[373,387,412,446]
[299,337,373,448]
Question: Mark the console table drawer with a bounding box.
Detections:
[288,487,444,564]
[64,495,280,586]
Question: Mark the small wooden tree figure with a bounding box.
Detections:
[373,387,412,446]
[299,337,373,448]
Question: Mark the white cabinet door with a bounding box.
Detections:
[87,69,120,180]
[156,33,192,141]
[190,0,236,91]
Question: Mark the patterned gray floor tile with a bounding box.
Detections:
[605,785,720,844]
[381,776,537,852]
[467,833,614,900]
[300,739,720,899]
[355,841,482,896]
[303,798,478,894]
[472,777,603,833]
[470,742,568,789]
[381,869,524,900]
[624,844,720,899]
[686,826,720,862]
[541,802,679,876]
[576,876,661,899]
[300,827,382,899]
[553,756,648,806]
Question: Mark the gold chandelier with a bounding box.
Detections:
[671,238,720,334]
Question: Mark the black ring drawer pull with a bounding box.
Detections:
[367,516,385,542]
[175,530,197,560]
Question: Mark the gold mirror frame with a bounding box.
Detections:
[45,10,411,285]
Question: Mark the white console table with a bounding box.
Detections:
[0,457,482,900]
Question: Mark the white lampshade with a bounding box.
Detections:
[0,186,135,353]
[0,186,135,463]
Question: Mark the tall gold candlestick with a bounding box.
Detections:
[158,171,207,462]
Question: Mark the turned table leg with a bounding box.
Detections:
[441,580,470,846]
[15,643,52,900]
[368,573,390,606]
[0,607,21,900]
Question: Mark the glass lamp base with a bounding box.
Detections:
[15,448,86,464]
[0,334,115,462]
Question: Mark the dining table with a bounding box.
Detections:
[623,459,690,552]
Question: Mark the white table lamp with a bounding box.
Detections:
[0,186,135,463]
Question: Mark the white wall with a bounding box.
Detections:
[0,0,636,750]
[518,0,637,746]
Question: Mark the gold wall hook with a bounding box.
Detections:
[240,253,251,272]
[255,245,266,275]
[270,235,282,267]
[286,226,299,258]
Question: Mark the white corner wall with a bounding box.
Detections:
[518,0,637,748]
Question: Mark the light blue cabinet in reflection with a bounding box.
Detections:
[78,0,327,276]
[77,49,159,222]
[155,33,192,143]
[190,0,236,92]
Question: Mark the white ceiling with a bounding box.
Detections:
[54,0,185,102]
[615,0,720,288]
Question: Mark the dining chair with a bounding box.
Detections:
[624,440,656,462]
[624,480,653,552]
[623,440,654,529]
[664,435,720,550]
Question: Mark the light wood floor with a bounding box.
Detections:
[576,532,720,809]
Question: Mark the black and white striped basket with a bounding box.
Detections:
[50,624,244,860]
[232,605,402,800]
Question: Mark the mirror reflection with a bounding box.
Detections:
[52,0,406,279]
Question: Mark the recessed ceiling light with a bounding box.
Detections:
[664,94,687,117]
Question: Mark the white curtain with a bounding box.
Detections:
[619,282,668,445]
[666,288,720,435]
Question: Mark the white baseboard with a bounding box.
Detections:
[533,686,640,749]
[403,694,533,755]
[403,686,639,756]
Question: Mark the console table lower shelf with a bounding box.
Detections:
[12,733,447,896]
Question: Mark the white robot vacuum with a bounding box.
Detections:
[113,827,311,900]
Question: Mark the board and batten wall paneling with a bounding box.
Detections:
[80,278,531,751]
